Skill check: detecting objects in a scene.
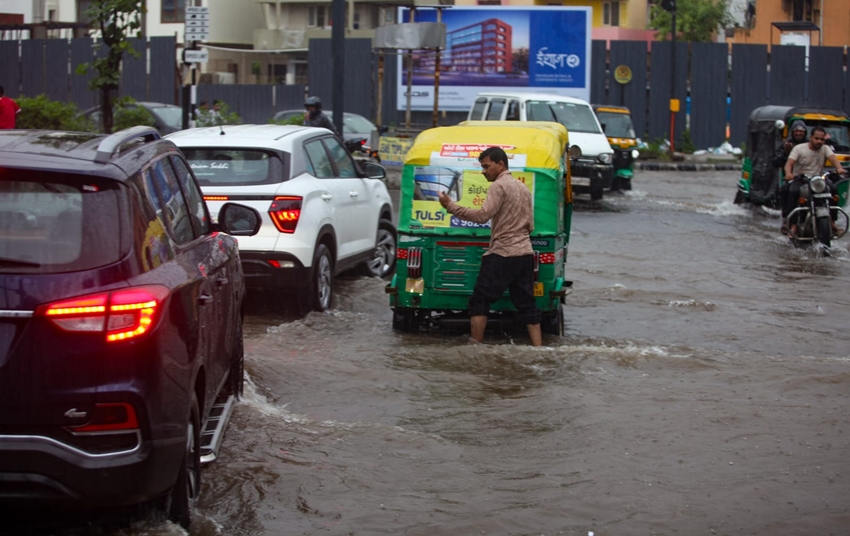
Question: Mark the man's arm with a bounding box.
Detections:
[827,153,846,175]
[438,182,503,224]
[784,157,797,180]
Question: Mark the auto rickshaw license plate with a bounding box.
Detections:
[533,282,544,297]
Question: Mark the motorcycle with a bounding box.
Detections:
[344,137,381,166]
[787,172,849,254]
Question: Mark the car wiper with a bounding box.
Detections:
[0,257,41,267]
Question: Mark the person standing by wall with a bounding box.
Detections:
[438,146,542,346]
[0,86,21,129]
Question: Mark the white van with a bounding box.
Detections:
[468,92,614,200]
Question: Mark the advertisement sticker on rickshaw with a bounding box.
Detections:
[411,145,535,229]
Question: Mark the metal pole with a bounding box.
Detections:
[332,0,345,137]
[432,8,442,128]
[405,8,415,132]
[376,53,384,128]
[669,10,676,153]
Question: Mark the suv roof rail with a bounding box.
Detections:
[94,126,161,164]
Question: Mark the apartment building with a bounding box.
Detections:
[727,0,849,47]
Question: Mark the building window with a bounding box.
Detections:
[162,0,187,23]
[77,0,93,24]
[309,5,329,28]
[603,2,620,27]
[477,0,502,4]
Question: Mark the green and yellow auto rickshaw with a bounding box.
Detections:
[593,104,639,191]
[385,122,574,336]
[736,106,850,207]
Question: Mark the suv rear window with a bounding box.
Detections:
[181,149,287,186]
[0,170,122,273]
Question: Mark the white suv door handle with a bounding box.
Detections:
[349,191,359,198]
[321,194,333,201]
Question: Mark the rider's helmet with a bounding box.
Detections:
[305,96,322,110]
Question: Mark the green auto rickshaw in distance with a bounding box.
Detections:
[385,122,574,336]
[735,106,850,208]
[592,104,639,191]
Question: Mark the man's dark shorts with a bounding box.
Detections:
[469,253,541,325]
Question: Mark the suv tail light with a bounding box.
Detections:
[269,196,302,233]
[69,403,139,433]
[38,285,170,343]
[399,247,422,278]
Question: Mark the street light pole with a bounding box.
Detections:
[661,0,678,153]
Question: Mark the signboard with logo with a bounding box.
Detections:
[396,7,592,111]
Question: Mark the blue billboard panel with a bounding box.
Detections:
[397,7,591,112]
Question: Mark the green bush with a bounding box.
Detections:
[196,101,241,127]
[681,129,696,154]
[114,103,156,131]
[15,95,94,131]
[269,114,304,126]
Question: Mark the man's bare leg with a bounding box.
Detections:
[526,323,542,347]
[470,315,487,343]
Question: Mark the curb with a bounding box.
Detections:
[636,162,741,171]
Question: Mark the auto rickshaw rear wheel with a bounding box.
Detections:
[392,308,418,332]
[541,305,564,336]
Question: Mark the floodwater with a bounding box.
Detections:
[12,170,850,535]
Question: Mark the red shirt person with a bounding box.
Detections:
[0,86,21,129]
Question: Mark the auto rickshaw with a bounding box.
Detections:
[593,104,639,191]
[736,106,850,208]
[385,122,574,336]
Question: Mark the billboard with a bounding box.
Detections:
[396,7,592,112]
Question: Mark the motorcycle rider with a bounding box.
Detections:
[783,126,847,237]
[777,121,808,234]
[303,96,339,137]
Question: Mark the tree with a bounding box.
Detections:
[649,0,733,42]
[76,0,145,133]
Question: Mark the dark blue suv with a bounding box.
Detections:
[0,127,261,528]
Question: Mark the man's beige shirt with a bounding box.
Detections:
[788,142,835,177]
[445,170,534,257]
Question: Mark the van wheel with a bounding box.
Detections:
[591,185,603,201]
[541,306,564,336]
[312,244,333,312]
[362,220,397,278]
[167,396,200,529]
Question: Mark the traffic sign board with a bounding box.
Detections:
[186,12,209,20]
[184,32,209,41]
[186,6,209,15]
[184,49,209,63]
[185,19,209,29]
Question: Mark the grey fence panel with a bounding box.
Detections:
[120,37,147,102]
[20,39,45,97]
[0,41,20,97]
[309,38,373,119]
[769,45,806,106]
[239,85,275,124]
[71,38,96,110]
[807,46,844,109]
[730,44,768,147]
[590,39,607,105]
[44,40,69,103]
[149,36,176,104]
[275,84,306,112]
[689,42,728,149]
[647,40,687,144]
[610,40,648,137]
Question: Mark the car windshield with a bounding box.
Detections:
[150,106,183,129]
[0,170,122,273]
[596,111,635,138]
[181,148,287,186]
[527,101,602,134]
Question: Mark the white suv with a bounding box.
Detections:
[167,124,396,312]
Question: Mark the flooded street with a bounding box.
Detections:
[197,170,850,536]
[17,170,850,536]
